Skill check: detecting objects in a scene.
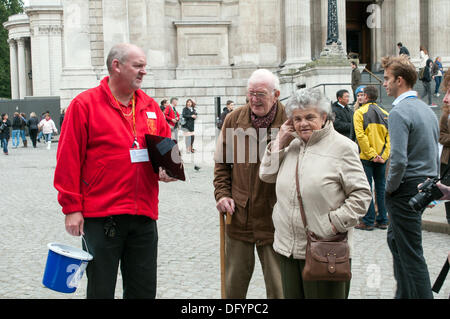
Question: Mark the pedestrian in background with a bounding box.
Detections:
[170,97,180,141]
[37,111,49,143]
[217,100,234,131]
[353,85,390,231]
[331,89,355,141]
[27,112,39,148]
[182,98,198,153]
[438,71,450,224]
[54,43,174,299]
[397,42,410,57]
[160,99,167,113]
[419,45,429,70]
[38,113,58,150]
[421,58,434,106]
[60,108,66,129]
[432,56,444,97]
[353,85,366,112]
[164,97,180,141]
[214,69,286,299]
[382,55,439,299]
[0,113,11,155]
[19,112,28,148]
[351,61,361,102]
[259,87,371,299]
[11,112,21,149]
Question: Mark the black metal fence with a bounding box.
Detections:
[0,96,62,133]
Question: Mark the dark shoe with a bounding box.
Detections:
[194,165,201,171]
[355,222,374,231]
[374,222,388,229]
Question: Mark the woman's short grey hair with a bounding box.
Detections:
[285,88,332,119]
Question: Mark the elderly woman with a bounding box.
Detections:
[259,88,372,299]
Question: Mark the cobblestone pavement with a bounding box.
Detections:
[0,143,448,299]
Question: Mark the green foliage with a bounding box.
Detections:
[0,0,24,98]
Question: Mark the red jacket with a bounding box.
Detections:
[164,105,178,127]
[54,77,171,220]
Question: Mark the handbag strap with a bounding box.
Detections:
[295,157,348,241]
[295,158,308,231]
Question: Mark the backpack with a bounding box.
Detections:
[419,67,425,80]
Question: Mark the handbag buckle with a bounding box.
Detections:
[327,253,337,274]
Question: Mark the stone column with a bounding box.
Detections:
[143,0,167,68]
[17,38,27,99]
[395,0,420,66]
[25,39,33,96]
[102,0,129,59]
[284,0,311,68]
[236,0,259,66]
[428,0,450,67]
[8,39,19,100]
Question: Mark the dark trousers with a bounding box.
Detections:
[29,129,38,148]
[440,163,450,223]
[279,255,350,299]
[82,215,158,299]
[421,81,432,105]
[385,177,433,299]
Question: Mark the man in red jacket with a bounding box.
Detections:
[54,43,175,299]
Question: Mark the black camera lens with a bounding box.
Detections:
[409,192,431,212]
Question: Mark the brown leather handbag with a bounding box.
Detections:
[295,160,352,282]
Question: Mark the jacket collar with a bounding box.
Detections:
[362,101,379,108]
[100,76,144,111]
[293,121,334,147]
[236,101,286,129]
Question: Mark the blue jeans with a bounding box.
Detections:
[434,76,442,94]
[11,130,20,147]
[38,131,43,141]
[44,133,52,143]
[361,160,388,226]
[20,129,27,144]
[1,138,8,153]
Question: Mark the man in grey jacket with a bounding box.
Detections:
[382,56,439,299]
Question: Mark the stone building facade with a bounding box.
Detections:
[3,0,450,149]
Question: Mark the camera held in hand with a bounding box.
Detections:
[408,178,443,212]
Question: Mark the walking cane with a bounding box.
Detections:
[220,211,232,299]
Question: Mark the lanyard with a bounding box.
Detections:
[113,93,139,148]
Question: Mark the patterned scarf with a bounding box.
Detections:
[251,102,278,129]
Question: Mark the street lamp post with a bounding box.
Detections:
[326,0,341,45]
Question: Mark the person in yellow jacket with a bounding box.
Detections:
[353,85,390,230]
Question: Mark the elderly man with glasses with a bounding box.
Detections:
[214,69,287,298]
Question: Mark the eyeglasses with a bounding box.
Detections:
[247,91,273,99]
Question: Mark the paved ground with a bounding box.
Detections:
[0,142,448,299]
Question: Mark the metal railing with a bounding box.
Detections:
[364,67,383,84]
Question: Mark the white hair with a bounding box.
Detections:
[285,88,331,118]
[247,69,280,92]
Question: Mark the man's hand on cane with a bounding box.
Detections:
[216,197,235,215]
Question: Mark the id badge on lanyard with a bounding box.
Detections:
[129,116,149,163]
[115,93,150,164]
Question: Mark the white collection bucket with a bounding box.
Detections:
[42,239,93,293]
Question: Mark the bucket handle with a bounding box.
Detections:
[82,235,90,256]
